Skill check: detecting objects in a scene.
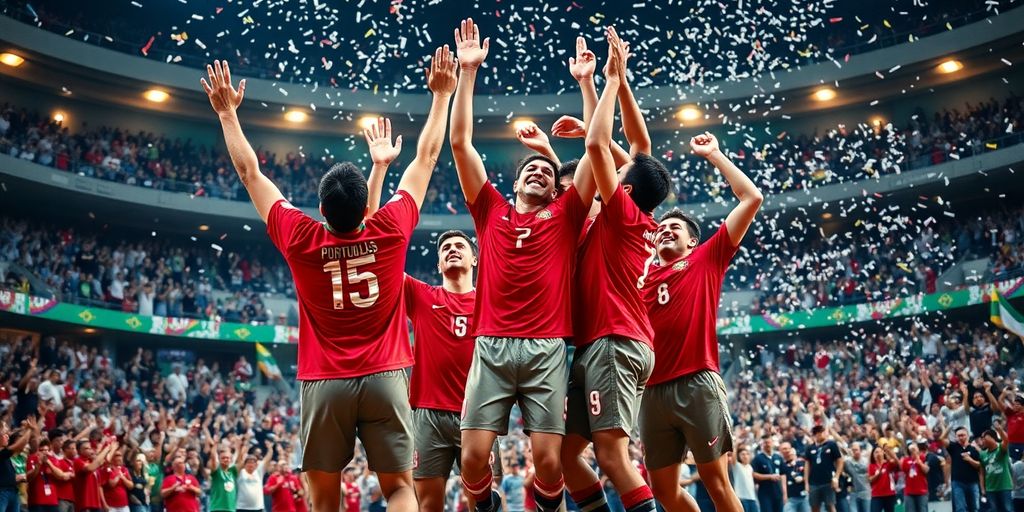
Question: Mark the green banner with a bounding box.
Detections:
[0,290,298,344]
[2,277,1022,342]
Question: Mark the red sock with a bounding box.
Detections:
[569,481,604,504]
[461,472,493,502]
[620,485,654,509]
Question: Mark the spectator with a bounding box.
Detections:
[101,449,132,512]
[235,443,272,512]
[501,462,526,512]
[803,426,843,512]
[979,427,1013,512]
[899,442,929,512]
[159,456,201,512]
[990,390,1024,461]
[126,453,148,512]
[752,436,784,512]
[944,426,982,512]
[780,442,808,512]
[866,446,898,512]
[733,447,760,512]
[841,443,870,512]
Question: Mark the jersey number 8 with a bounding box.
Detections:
[323,255,380,309]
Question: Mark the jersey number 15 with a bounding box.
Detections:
[323,255,379,309]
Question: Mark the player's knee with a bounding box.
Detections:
[701,473,733,499]
[650,477,678,502]
[593,446,628,476]
[460,444,490,470]
[532,447,561,475]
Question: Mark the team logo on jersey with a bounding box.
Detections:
[537,209,552,220]
[673,260,689,271]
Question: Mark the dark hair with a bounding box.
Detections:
[38,439,50,448]
[811,425,826,435]
[514,154,559,181]
[981,429,1000,442]
[319,162,368,232]
[437,230,477,256]
[47,429,64,441]
[658,208,701,242]
[62,440,75,451]
[558,159,579,181]
[76,440,89,451]
[954,426,968,434]
[621,153,671,213]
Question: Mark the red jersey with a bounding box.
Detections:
[52,457,75,502]
[404,277,476,412]
[900,456,928,496]
[289,473,308,512]
[161,474,200,512]
[343,482,361,512]
[101,465,130,507]
[73,457,102,511]
[27,455,59,506]
[266,193,418,380]
[869,462,898,497]
[467,182,588,337]
[1007,409,1024,443]
[574,184,657,348]
[264,474,296,512]
[641,224,738,385]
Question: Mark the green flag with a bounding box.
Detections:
[255,342,282,380]
[990,289,1024,338]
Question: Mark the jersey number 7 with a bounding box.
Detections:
[323,255,380,309]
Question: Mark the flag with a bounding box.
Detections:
[990,289,1024,338]
[255,343,282,380]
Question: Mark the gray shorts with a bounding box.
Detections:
[808,484,836,509]
[566,337,653,440]
[639,370,734,468]
[461,336,569,435]
[413,408,502,479]
[299,370,413,473]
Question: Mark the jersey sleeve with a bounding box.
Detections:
[266,200,317,257]
[702,223,741,274]
[372,191,420,240]
[403,274,430,320]
[559,185,591,230]
[466,181,505,235]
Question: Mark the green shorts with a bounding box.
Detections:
[461,336,569,435]
[566,337,653,440]
[413,408,502,479]
[299,370,413,473]
[639,370,734,469]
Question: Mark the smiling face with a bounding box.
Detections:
[437,235,477,275]
[513,157,557,204]
[656,217,698,262]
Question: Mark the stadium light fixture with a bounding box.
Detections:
[52,112,66,123]
[285,110,309,123]
[812,88,836,102]
[512,118,535,131]
[677,106,702,122]
[937,59,963,74]
[0,52,25,67]
[358,116,379,130]
[144,89,170,103]
[822,212,833,220]
[83,328,97,334]
[198,224,210,231]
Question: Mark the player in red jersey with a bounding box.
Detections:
[202,44,458,512]
[403,230,477,511]
[638,132,763,512]
[561,28,670,512]
[448,18,594,512]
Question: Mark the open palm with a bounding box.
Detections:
[454,18,490,69]
[364,117,402,165]
[200,60,245,115]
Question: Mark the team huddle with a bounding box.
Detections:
[200,18,763,512]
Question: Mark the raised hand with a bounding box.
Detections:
[427,45,458,95]
[602,27,625,82]
[568,36,596,82]
[690,132,721,158]
[201,60,246,115]
[515,122,551,153]
[454,18,490,70]
[364,117,402,165]
[551,116,586,139]
[605,27,631,81]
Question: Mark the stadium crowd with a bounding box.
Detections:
[0,318,1022,512]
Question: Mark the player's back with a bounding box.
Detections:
[267,193,418,380]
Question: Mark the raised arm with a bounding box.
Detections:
[363,117,402,216]
[551,115,631,169]
[690,133,764,246]
[611,34,651,156]
[235,434,251,471]
[582,27,624,204]
[449,18,490,203]
[201,60,285,223]
[397,45,457,209]
[515,123,560,167]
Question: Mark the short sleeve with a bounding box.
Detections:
[403,275,430,319]
[600,183,646,229]
[466,182,506,234]
[266,200,316,256]
[700,223,741,274]
[371,191,420,241]
[558,185,591,230]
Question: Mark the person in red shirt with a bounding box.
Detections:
[74,440,117,512]
[398,230,478,512]
[340,469,361,512]
[263,464,296,512]
[561,30,668,512]
[100,449,132,512]
[448,18,591,512]
[202,38,457,512]
[868,446,899,512]
[990,387,1024,460]
[900,442,929,512]
[288,471,308,512]
[160,456,200,512]
[27,439,72,512]
[638,129,763,512]
[53,440,76,512]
